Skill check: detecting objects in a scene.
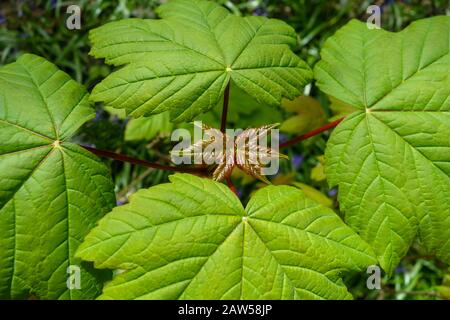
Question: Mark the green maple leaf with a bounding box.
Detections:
[77,174,376,300]
[89,0,312,123]
[315,17,450,273]
[280,96,328,135]
[0,54,115,299]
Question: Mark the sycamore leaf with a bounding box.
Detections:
[328,96,358,122]
[77,174,376,300]
[280,96,327,135]
[311,156,327,182]
[315,17,450,273]
[89,0,312,123]
[0,54,115,299]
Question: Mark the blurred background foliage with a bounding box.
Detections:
[1,0,449,300]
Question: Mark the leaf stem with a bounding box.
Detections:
[280,118,345,149]
[220,82,231,133]
[226,176,238,196]
[80,117,345,176]
[81,145,202,174]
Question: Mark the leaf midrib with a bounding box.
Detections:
[0,119,54,142]
[58,147,73,300]
[250,216,375,261]
[17,58,59,139]
[0,146,54,298]
[175,215,357,300]
[95,68,225,93]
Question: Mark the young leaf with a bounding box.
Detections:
[311,156,327,182]
[89,0,312,122]
[328,96,358,122]
[0,54,115,299]
[77,174,376,300]
[174,124,287,183]
[280,96,327,135]
[125,112,173,142]
[315,17,450,273]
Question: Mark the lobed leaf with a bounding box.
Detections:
[0,54,115,299]
[315,17,450,273]
[77,174,376,300]
[89,0,312,122]
[280,96,328,135]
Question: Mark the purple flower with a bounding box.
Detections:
[395,266,405,274]
[328,188,338,197]
[279,133,289,144]
[237,189,243,199]
[116,200,126,206]
[0,13,6,25]
[291,155,304,170]
[93,109,103,122]
[253,8,268,17]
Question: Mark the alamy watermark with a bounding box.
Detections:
[367,5,381,29]
[67,265,81,290]
[66,5,81,30]
[367,265,382,290]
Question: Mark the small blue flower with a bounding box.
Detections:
[93,109,103,123]
[395,266,405,274]
[291,154,304,170]
[253,8,268,17]
[116,200,125,206]
[237,189,243,199]
[279,133,289,144]
[0,13,6,25]
[328,188,338,197]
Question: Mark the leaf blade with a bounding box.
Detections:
[0,54,115,299]
[77,174,376,300]
[89,0,312,122]
[316,17,450,273]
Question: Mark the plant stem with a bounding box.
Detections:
[226,176,238,196]
[80,117,344,176]
[220,82,231,133]
[280,118,345,149]
[82,145,202,174]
